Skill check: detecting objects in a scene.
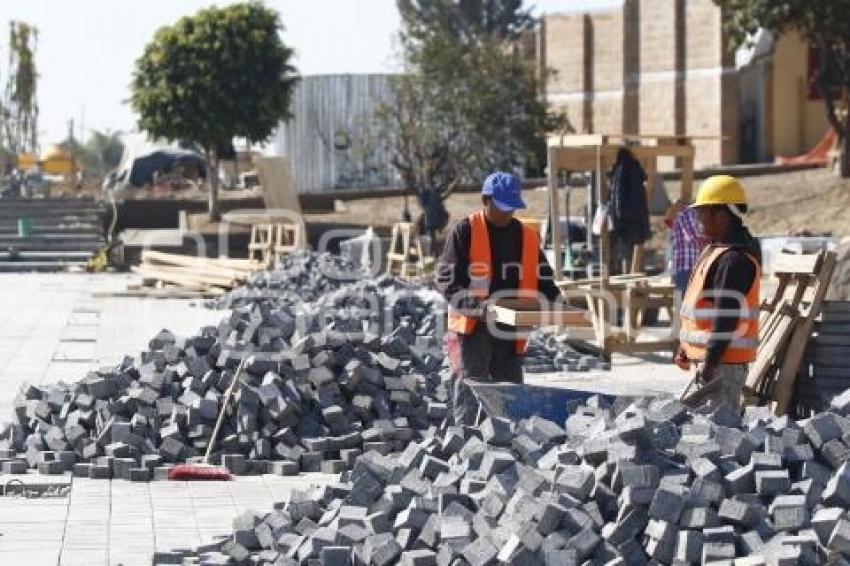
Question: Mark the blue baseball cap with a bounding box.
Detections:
[481,172,526,212]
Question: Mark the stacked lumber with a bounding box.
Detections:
[795,301,850,414]
[742,250,837,415]
[123,251,264,298]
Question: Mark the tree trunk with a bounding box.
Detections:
[206,149,220,222]
[839,110,850,178]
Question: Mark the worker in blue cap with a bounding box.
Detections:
[436,172,562,389]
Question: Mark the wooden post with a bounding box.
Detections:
[548,146,563,279]
[596,145,611,354]
[681,143,695,203]
[596,145,611,278]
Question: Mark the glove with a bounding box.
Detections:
[674,346,690,371]
[458,296,485,318]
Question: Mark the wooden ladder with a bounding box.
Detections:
[272,223,302,266]
[736,250,836,415]
[248,224,275,266]
[385,222,434,279]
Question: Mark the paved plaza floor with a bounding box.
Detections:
[0,272,686,565]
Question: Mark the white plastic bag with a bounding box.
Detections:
[592,204,613,235]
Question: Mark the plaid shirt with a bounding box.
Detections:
[671,208,705,273]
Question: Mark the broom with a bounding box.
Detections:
[168,356,249,480]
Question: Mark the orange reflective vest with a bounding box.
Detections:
[447,210,540,353]
[679,245,760,364]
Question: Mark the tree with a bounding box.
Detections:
[61,130,123,176]
[85,130,124,172]
[130,3,298,219]
[381,0,548,240]
[398,0,533,42]
[713,0,850,176]
[1,21,39,155]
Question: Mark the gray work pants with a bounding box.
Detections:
[452,324,523,425]
[683,363,747,413]
[458,323,523,383]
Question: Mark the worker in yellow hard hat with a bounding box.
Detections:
[675,175,762,412]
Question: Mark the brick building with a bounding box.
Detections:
[539,0,828,169]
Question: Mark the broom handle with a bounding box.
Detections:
[204,356,248,464]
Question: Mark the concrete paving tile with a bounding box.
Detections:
[60,549,108,566]
[108,554,153,566]
[0,550,63,566]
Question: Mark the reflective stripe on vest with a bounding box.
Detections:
[679,245,760,363]
[447,210,539,354]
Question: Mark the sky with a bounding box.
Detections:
[0,0,621,145]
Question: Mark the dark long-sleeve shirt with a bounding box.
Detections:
[435,215,562,305]
[703,223,761,365]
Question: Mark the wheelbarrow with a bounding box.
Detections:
[444,331,616,425]
[466,381,615,424]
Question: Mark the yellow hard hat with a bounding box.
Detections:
[691,175,747,208]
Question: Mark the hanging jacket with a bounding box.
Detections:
[609,148,651,245]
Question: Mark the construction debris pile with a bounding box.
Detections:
[210,252,372,309]
[0,250,610,481]
[523,333,609,374]
[0,270,449,480]
[167,393,850,565]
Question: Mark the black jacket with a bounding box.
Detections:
[435,215,562,306]
[704,222,762,365]
[609,148,651,245]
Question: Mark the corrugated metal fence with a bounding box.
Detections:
[272,74,400,194]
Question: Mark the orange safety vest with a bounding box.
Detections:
[447,210,540,353]
[679,245,760,364]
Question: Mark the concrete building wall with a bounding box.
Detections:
[541,0,735,169]
[771,31,831,158]
[637,0,679,138]
[544,14,589,133]
[542,0,823,168]
[737,58,770,163]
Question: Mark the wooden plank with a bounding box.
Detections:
[485,299,592,328]
[772,253,822,276]
[141,251,258,277]
[548,146,563,278]
[745,309,798,390]
[773,251,837,415]
[130,265,228,290]
[608,339,678,354]
[547,134,606,147]
[597,146,611,278]
[680,153,694,202]
[142,251,261,272]
[93,288,224,299]
[137,263,237,287]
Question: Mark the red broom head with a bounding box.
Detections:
[168,464,232,481]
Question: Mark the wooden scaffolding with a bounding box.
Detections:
[546,133,696,355]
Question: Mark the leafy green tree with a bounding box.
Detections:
[130,2,298,219]
[381,0,548,238]
[86,130,124,172]
[398,0,533,42]
[713,0,850,175]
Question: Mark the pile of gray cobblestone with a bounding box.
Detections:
[210,252,374,309]
[163,392,850,565]
[0,273,449,481]
[522,332,609,374]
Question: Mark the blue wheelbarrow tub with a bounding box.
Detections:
[467,382,616,424]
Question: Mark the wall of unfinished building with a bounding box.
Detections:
[542,0,737,169]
